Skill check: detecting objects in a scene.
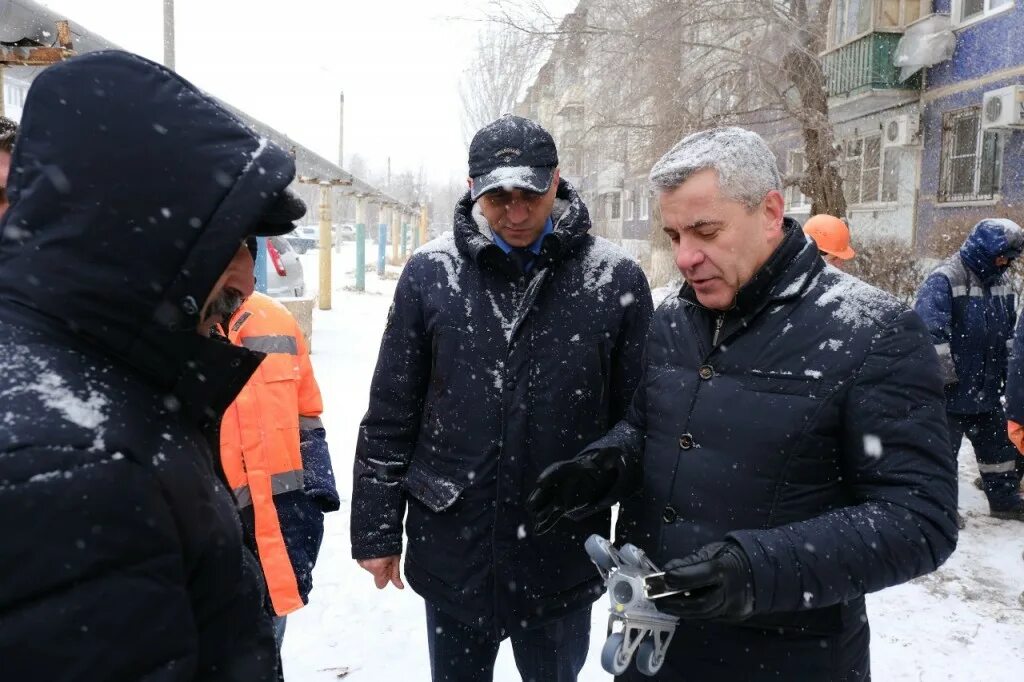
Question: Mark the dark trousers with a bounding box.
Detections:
[424,602,591,682]
[950,410,1023,511]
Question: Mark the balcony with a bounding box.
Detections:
[823,32,922,97]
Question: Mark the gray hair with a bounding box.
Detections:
[649,127,782,210]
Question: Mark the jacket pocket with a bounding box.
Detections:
[739,369,837,399]
[259,352,300,383]
[403,460,467,513]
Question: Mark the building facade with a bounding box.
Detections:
[515,0,1024,266]
[916,0,1024,253]
[773,0,1024,256]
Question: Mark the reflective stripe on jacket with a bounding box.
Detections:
[914,255,1016,414]
[221,292,324,616]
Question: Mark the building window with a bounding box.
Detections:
[877,0,927,27]
[639,191,650,220]
[609,193,621,220]
[833,0,872,45]
[831,0,930,46]
[844,136,880,203]
[954,0,1013,25]
[787,151,810,209]
[563,153,580,177]
[626,192,635,220]
[939,107,1003,202]
[842,134,899,205]
[881,148,901,202]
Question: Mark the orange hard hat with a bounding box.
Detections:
[803,214,855,260]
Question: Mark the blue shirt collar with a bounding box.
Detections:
[492,217,553,255]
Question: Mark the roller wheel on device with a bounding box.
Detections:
[585,534,616,572]
[619,543,647,568]
[600,632,631,675]
[635,638,664,676]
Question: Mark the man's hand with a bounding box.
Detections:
[358,555,405,590]
[656,541,754,621]
[525,448,620,534]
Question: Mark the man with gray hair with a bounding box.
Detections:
[528,127,957,680]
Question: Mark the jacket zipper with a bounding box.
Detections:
[712,314,724,347]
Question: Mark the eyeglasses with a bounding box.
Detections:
[483,190,546,212]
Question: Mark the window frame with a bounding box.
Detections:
[938,106,1004,203]
[787,150,810,210]
[639,190,650,220]
[829,0,933,48]
[609,193,622,220]
[952,0,1013,27]
[841,132,900,206]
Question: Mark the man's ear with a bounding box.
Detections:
[762,190,785,235]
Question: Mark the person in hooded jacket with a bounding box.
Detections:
[0,51,308,680]
[528,127,957,681]
[914,218,1024,520]
[350,115,653,682]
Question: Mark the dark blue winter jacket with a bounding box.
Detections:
[0,51,294,680]
[586,223,957,680]
[914,219,1022,414]
[351,180,653,635]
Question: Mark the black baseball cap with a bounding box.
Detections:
[468,115,559,200]
[252,186,306,236]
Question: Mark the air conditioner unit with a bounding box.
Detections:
[882,114,920,147]
[981,85,1024,129]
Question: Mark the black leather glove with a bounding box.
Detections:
[525,448,621,534]
[657,541,755,621]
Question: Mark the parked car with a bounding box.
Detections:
[266,236,305,298]
[286,222,356,252]
[336,223,356,241]
[285,225,318,254]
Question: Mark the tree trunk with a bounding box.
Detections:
[783,49,847,218]
[647,196,679,287]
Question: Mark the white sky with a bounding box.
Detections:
[36,0,576,185]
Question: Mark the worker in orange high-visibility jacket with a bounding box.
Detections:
[218,283,340,650]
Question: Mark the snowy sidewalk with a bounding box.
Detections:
[283,248,1024,681]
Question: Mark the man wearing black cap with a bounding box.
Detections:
[351,114,653,681]
[0,51,306,680]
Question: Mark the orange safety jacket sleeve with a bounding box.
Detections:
[294,319,339,512]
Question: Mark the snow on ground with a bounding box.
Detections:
[283,245,1024,681]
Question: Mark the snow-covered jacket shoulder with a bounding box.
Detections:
[0,323,276,681]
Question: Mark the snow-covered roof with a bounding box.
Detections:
[0,0,412,208]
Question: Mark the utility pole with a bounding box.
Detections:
[419,204,429,247]
[318,182,333,310]
[355,194,367,292]
[338,91,345,167]
[377,202,387,277]
[163,0,176,70]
